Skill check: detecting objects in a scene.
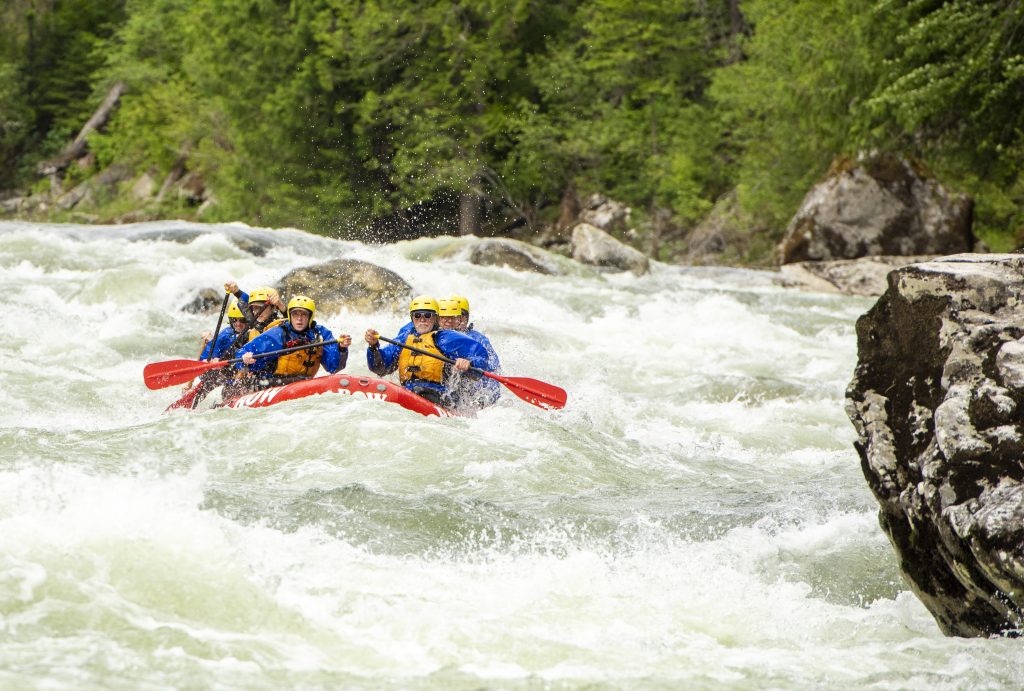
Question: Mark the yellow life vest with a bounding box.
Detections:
[273,325,323,378]
[397,331,445,384]
[248,318,285,342]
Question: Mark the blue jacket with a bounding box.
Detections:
[236,321,345,375]
[367,327,491,397]
[464,327,501,402]
[465,327,500,371]
[200,325,248,360]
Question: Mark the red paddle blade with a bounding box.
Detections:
[486,373,567,410]
[144,359,227,390]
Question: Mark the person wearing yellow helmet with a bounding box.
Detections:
[199,300,252,360]
[224,280,287,337]
[449,294,471,330]
[436,298,461,321]
[439,295,501,407]
[364,294,493,409]
[238,294,352,389]
[179,298,257,409]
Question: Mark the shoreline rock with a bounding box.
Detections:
[846,253,1024,636]
[777,153,974,264]
[776,255,939,297]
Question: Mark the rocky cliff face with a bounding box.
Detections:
[846,254,1024,636]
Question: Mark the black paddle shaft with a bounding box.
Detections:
[375,334,482,374]
[205,292,231,361]
[227,338,343,365]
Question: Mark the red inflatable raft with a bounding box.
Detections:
[219,373,457,417]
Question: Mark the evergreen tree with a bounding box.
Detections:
[709,0,886,237]
[865,0,1024,245]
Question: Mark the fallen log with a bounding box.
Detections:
[38,80,125,176]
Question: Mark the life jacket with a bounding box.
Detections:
[397,331,446,385]
[248,317,285,342]
[273,323,323,378]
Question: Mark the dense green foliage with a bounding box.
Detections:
[2,0,1024,258]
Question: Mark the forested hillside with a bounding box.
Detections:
[2,0,1023,262]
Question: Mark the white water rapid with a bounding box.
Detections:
[1,220,1021,689]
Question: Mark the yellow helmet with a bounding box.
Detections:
[227,301,245,320]
[409,295,438,313]
[287,295,315,320]
[437,298,461,317]
[450,294,470,315]
[249,287,278,305]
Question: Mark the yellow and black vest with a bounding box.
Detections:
[397,331,445,384]
[273,324,323,378]
[248,317,285,343]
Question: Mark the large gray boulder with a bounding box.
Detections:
[571,222,650,275]
[278,258,413,314]
[468,238,562,275]
[778,154,974,264]
[846,254,1024,636]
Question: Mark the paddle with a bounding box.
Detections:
[205,291,231,361]
[374,334,567,410]
[144,339,342,390]
[167,309,260,410]
[174,340,214,409]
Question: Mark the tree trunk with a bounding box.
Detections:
[726,0,749,63]
[37,80,125,175]
[157,157,187,202]
[557,180,578,230]
[459,189,480,235]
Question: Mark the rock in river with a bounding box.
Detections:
[846,254,1024,636]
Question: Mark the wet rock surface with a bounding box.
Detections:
[278,258,414,315]
[571,223,650,275]
[778,154,973,264]
[467,238,562,275]
[777,255,938,297]
[846,253,1024,636]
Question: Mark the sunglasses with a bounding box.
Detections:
[249,302,268,311]
[411,311,435,319]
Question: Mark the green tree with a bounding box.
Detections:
[513,0,729,243]
[864,0,1024,246]
[325,0,578,234]
[709,0,886,238]
[0,0,127,188]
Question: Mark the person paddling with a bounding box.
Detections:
[224,282,287,336]
[176,299,255,409]
[438,297,501,407]
[200,300,251,361]
[443,295,500,370]
[364,295,492,410]
[237,295,350,389]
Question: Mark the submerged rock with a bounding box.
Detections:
[181,288,222,314]
[846,254,1024,636]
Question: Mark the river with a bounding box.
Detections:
[1,220,1020,689]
